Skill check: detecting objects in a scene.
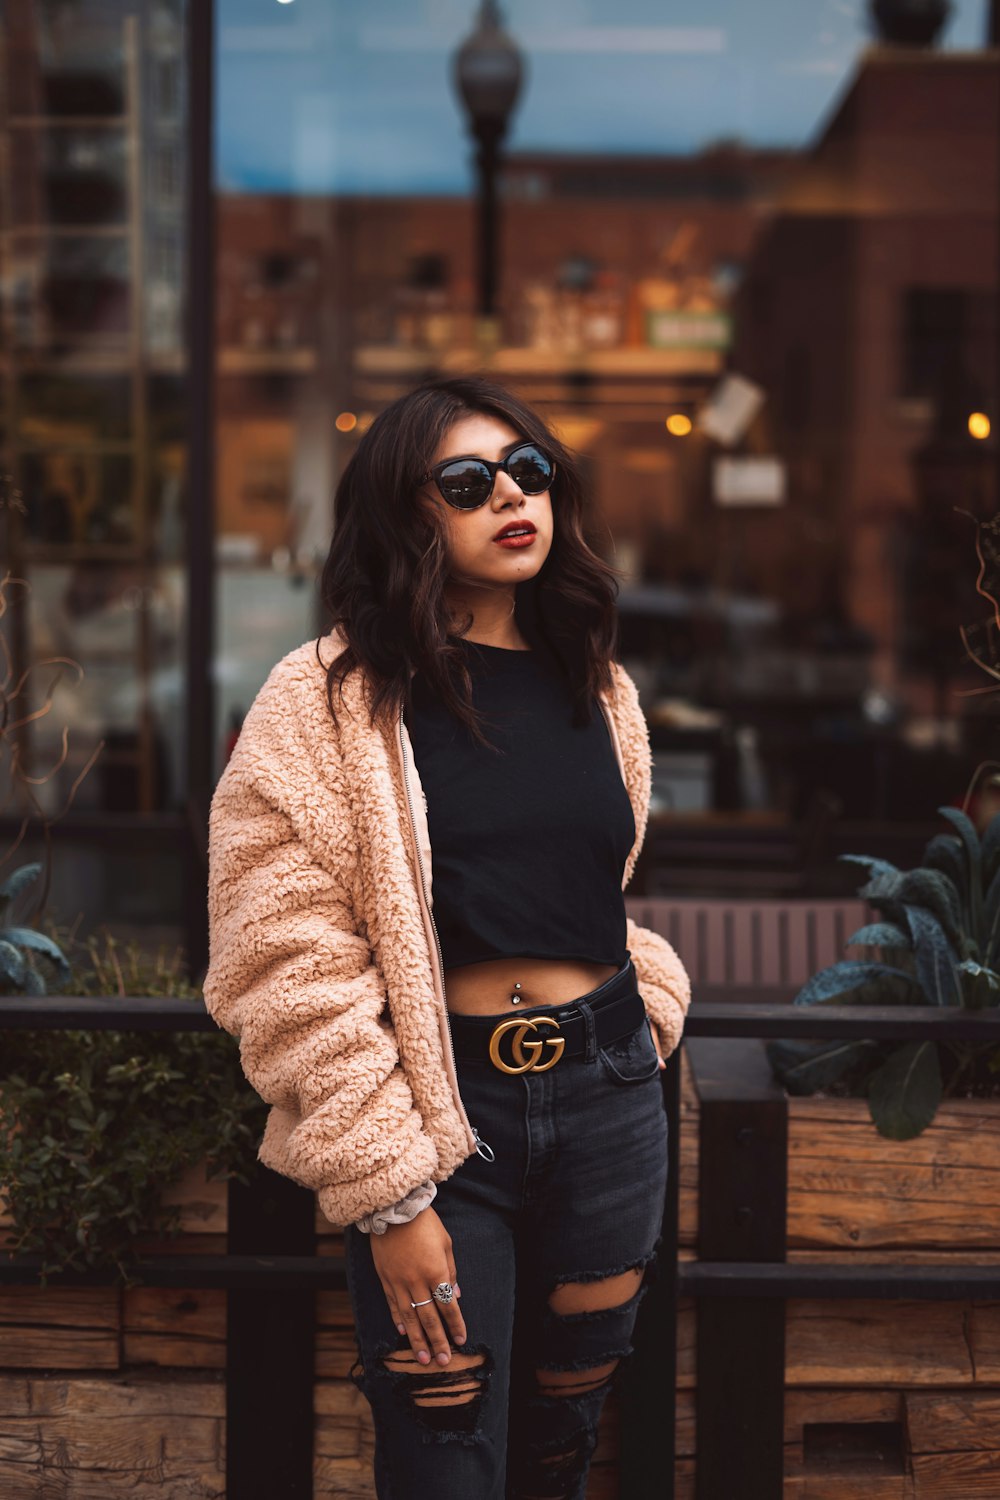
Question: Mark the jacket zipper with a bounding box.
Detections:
[397,712,493,1162]
[595,688,632,891]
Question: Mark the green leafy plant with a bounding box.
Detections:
[0,920,267,1285]
[766,806,1000,1140]
[0,862,71,994]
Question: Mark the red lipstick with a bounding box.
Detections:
[492,521,537,549]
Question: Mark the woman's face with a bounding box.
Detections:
[419,412,554,589]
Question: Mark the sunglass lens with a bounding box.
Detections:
[438,458,493,508]
[507,444,553,493]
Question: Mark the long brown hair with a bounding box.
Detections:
[316,375,620,742]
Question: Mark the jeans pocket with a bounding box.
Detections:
[597,1014,661,1084]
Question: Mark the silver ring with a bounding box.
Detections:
[432,1281,454,1305]
[410,1297,433,1307]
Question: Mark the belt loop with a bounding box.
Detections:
[576,998,598,1063]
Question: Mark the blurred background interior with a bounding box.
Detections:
[1,0,999,974]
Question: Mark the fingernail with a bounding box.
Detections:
[417,1350,430,1364]
[455,1333,466,1344]
[396,1323,406,1334]
[437,1351,450,1366]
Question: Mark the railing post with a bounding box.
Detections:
[226,1165,317,1498]
[688,1037,787,1499]
[619,1046,681,1497]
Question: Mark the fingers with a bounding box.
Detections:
[402,1292,451,1366]
[386,1278,468,1365]
[397,1296,439,1365]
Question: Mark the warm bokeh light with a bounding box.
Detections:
[335,411,358,433]
[665,413,693,437]
[969,411,991,440]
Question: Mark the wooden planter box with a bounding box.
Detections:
[0,1165,628,1497]
[681,1037,1000,1499]
[7,1034,992,1498]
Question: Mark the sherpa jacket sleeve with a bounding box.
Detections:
[611,662,692,1061]
[202,673,440,1228]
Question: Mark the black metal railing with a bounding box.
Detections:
[1,991,997,1499]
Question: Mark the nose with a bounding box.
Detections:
[492,474,526,509]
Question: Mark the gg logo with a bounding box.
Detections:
[488,1016,566,1075]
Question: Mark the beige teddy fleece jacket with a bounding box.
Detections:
[203,630,691,1228]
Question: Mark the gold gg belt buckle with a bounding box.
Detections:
[488,1015,566,1074]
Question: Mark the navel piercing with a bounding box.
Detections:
[511,981,522,1006]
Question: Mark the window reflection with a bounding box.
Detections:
[214,0,996,877]
[1,0,188,939]
[3,0,997,944]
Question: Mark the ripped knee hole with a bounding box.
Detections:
[382,1348,487,1408]
[535,1358,620,1399]
[547,1265,643,1317]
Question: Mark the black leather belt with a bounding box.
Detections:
[447,960,646,1074]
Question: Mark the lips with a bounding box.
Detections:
[492,521,537,541]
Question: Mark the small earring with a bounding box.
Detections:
[511,982,522,1006]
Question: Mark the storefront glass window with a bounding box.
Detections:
[215,0,997,891]
[1,0,188,935]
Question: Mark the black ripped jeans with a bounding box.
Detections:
[345,958,670,1499]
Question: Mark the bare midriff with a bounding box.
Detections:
[444,956,620,1017]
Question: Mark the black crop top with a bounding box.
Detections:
[403,638,635,970]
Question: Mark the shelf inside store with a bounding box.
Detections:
[8,116,129,128]
[15,442,136,455]
[1,349,304,376]
[0,351,185,375]
[1,224,130,238]
[217,345,318,375]
[19,544,150,561]
[353,343,723,379]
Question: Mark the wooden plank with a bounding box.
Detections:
[786,1301,975,1386]
[972,1301,1000,1381]
[905,1389,1000,1452]
[313,1457,376,1500]
[0,1286,118,1330]
[678,1048,700,1251]
[122,1287,225,1368]
[315,1329,360,1381]
[786,1386,905,1439]
[0,1372,224,1417]
[677,1299,697,1392]
[911,1450,1000,1497]
[0,1412,219,1466]
[788,1250,1000,1266]
[0,1459,224,1498]
[0,1376,224,1493]
[786,1098,1000,1251]
[0,1287,119,1369]
[159,1161,228,1235]
[782,1456,912,1498]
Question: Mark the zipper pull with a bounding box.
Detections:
[472,1127,496,1163]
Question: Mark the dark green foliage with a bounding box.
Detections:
[766,807,1000,1139]
[0,864,71,994]
[0,922,267,1285]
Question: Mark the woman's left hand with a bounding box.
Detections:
[650,1020,666,1070]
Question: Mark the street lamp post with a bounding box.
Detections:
[452,1,524,333]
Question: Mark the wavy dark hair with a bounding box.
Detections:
[316,375,620,743]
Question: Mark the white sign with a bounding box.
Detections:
[713,456,786,507]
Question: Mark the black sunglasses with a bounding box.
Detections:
[418,441,556,510]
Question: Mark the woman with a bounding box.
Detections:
[204,376,690,1499]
